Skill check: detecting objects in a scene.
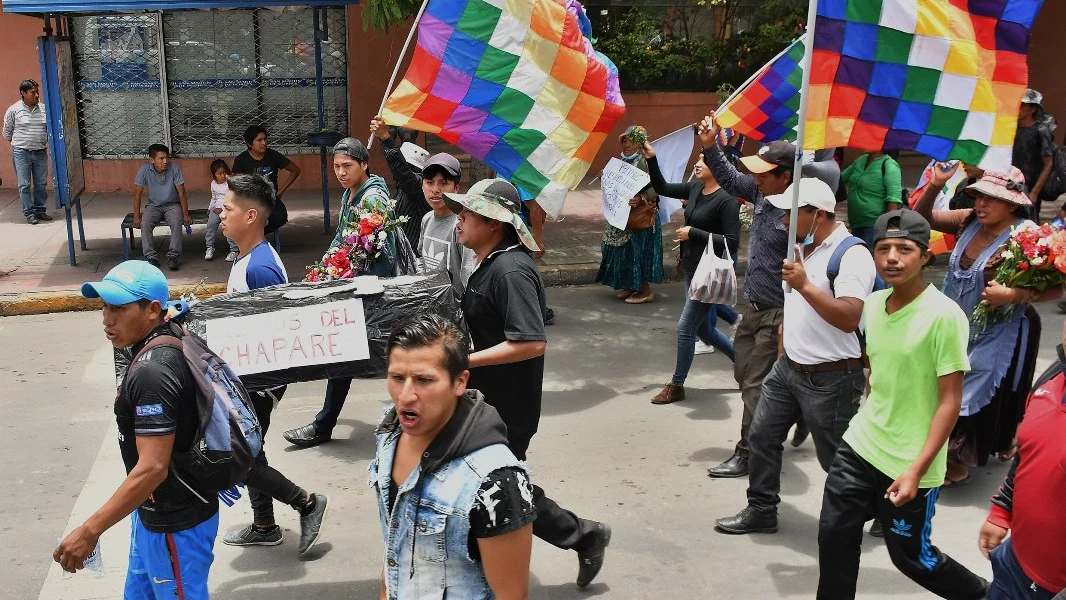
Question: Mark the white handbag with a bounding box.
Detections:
[688,241,737,305]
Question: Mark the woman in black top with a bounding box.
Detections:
[645,143,741,405]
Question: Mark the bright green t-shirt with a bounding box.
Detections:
[841,154,903,229]
[843,285,970,488]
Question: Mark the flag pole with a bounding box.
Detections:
[718,35,805,115]
[367,0,432,151]
[784,1,819,292]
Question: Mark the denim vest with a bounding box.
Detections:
[369,427,526,600]
[942,219,1031,415]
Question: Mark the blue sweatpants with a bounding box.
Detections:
[124,511,218,600]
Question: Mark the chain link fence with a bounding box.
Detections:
[70,7,348,160]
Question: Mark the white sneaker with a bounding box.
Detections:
[225,251,238,262]
[205,247,215,260]
[694,341,715,355]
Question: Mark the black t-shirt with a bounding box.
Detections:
[117,328,217,533]
[462,245,547,459]
[232,148,291,194]
[387,466,536,560]
[1012,124,1054,191]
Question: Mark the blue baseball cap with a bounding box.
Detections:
[81,260,172,308]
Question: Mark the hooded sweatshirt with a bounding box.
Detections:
[371,390,534,598]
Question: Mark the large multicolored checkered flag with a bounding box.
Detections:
[383,0,626,216]
[717,0,1045,170]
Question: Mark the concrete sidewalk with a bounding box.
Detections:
[1,183,693,315]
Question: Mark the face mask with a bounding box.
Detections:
[621,150,640,161]
[801,213,818,246]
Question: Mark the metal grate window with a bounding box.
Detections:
[70,7,348,160]
[71,14,166,159]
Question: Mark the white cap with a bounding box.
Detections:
[400,142,430,171]
[767,177,837,213]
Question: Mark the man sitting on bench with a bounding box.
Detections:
[133,143,191,271]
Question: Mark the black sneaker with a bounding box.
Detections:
[543,307,556,326]
[146,258,161,268]
[222,524,283,547]
[576,522,611,588]
[36,213,53,221]
[299,493,330,554]
[167,257,180,271]
[26,215,38,225]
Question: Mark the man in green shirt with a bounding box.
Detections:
[840,152,902,247]
[817,209,988,599]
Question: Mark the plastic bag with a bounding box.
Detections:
[689,242,737,305]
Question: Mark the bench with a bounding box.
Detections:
[121,208,281,260]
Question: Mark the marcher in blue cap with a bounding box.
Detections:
[55,260,218,599]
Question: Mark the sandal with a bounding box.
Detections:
[616,289,635,299]
[997,441,1019,462]
[625,291,656,304]
[942,474,971,488]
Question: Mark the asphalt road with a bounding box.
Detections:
[3,283,1062,599]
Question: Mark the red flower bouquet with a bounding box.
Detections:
[306,199,407,282]
[972,221,1066,331]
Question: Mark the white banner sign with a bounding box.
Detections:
[600,157,651,230]
[205,298,371,376]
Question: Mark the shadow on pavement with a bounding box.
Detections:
[281,418,377,463]
[214,577,380,599]
[542,381,616,416]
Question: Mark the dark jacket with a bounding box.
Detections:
[647,155,740,274]
[380,136,431,253]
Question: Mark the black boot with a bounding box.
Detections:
[715,507,778,535]
[707,452,749,478]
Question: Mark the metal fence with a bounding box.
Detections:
[70,7,348,160]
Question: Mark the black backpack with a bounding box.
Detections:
[264,197,288,234]
[122,323,263,496]
[1039,146,1066,201]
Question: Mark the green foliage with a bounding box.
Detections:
[595,9,713,90]
[361,0,423,32]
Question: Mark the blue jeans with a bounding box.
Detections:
[672,274,735,385]
[205,210,238,252]
[12,147,48,217]
[851,226,876,248]
[989,538,1058,599]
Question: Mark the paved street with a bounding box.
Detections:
[5,284,1061,600]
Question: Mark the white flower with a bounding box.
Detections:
[377,231,387,243]
[1031,256,1045,266]
[1001,250,1014,260]
[1038,237,1050,246]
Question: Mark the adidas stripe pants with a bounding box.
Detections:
[817,442,988,599]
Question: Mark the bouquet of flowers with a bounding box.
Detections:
[972,221,1066,331]
[305,200,408,282]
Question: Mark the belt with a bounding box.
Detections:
[748,300,781,312]
[786,356,864,374]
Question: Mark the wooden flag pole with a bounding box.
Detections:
[784,0,820,292]
[367,0,432,151]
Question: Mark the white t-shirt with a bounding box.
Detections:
[209,180,227,211]
[228,240,288,293]
[782,223,876,364]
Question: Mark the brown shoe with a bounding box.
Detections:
[651,383,685,405]
[616,289,635,299]
[625,291,656,304]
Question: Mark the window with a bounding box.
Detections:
[71,7,348,159]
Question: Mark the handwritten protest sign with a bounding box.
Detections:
[600,157,652,230]
[205,299,371,376]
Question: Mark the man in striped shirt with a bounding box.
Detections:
[3,79,51,225]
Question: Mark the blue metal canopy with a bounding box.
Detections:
[3,0,357,14]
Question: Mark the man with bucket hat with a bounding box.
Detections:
[54,261,218,599]
[446,179,613,588]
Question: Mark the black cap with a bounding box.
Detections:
[332,137,369,162]
[874,209,931,249]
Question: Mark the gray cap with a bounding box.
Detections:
[874,209,931,249]
[332,137,369,162]
[422,153,462,179]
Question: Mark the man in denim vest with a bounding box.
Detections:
[371,314,534,599]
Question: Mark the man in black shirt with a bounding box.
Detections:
[445,179,612,588]
[232,125,301,242]
[1012,89,1055,220]
[55,260,217,599]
